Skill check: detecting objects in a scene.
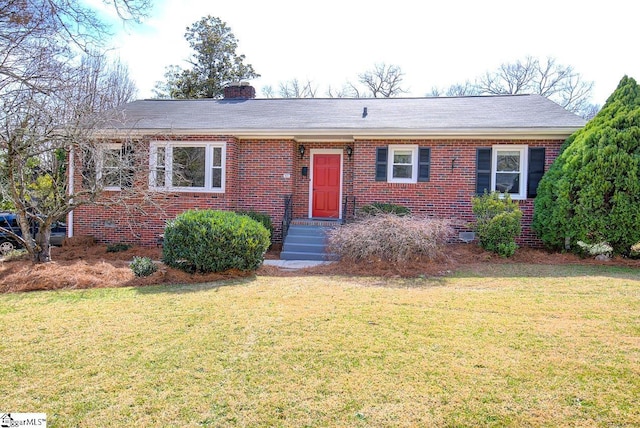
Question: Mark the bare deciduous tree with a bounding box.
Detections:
[429,81,480,97]
[357,63,407,98]
[72,53,138,113]
[1,53,139,262]
[435,56,599,118]
[0,0,149,262]
[326,83,360,98]
[261,79,318,98]
[478,56,539,95]
[268,63,407,99]
[278,78,318,98]
[261,85,275,98]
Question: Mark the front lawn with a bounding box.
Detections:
[0,264,638,426]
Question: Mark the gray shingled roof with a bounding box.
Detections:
[106,94,585,138]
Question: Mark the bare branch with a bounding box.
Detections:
[358,63,407,98]
[277,78,318,98]
[326,84,359,98]
[437,56,595,115]
[261,85,275,98]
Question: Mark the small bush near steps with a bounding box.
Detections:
[327,214,452,264]
[130,256,158,277]
[107,243,132,253]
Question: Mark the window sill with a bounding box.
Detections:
[387,179,417,184]
[149,187,225,194]
[497,193,526,201]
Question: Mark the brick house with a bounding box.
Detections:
[70,83,585,255]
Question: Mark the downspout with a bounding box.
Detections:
[67,148,74,238]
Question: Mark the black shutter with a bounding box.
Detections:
[417,147,431,182]
[527,147,545,198]
[375,147,388,181]
[476,148,492,195]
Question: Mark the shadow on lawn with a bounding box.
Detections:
[451,262,640,280]
[134,276,257,295]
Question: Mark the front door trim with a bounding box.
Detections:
[308,149,343,219]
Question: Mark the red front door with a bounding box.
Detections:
[312,154,341,218]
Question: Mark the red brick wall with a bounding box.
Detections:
[73,136,295,246]
[350,139,563,247]
[236,139,295,242]
[72,136,562,247]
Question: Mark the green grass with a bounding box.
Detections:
[1,264,639,427]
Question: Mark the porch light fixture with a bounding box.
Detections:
[345,145,353,159]
[298,144,306,159]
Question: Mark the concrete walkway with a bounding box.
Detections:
[263,259,333,270]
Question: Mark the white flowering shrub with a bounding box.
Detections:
[576,241,613,257]
[130,256,158,277]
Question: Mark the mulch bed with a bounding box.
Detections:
[1,242,638,293]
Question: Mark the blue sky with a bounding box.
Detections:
[93,0,639,105]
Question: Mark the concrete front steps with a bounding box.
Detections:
[280,219,340,261]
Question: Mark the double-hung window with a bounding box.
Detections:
[150,141,225,192]
[98,143,134,190]
[389,145,418,182]
[100,144,123,190]
[376,145,430,183]
[476,145,546,200]
[493,146,526,198]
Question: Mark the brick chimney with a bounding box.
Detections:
[223,82,256,99]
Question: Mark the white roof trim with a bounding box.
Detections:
[95,126,580,141]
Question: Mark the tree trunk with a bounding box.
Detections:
[34,229,52,263]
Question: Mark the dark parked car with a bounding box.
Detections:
[0,212,67,255]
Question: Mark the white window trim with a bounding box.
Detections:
[491,145,528,200]
[149,141,226,193]
[387,145,418,183]
[98,143,123,191]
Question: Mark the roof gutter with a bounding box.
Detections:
[92,126,581,141]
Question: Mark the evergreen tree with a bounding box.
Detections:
[532,76,640,254]
[154,16,259,99]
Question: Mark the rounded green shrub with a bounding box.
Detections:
[162,209,270,273]
[235,210,273,239]
[472,192,522,257]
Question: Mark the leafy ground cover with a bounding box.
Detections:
[0,264,638,426]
